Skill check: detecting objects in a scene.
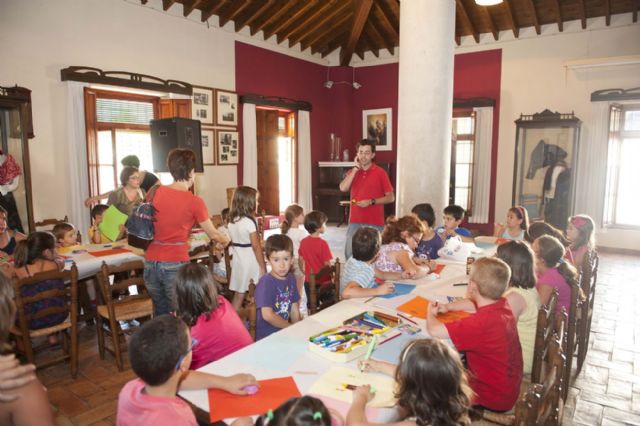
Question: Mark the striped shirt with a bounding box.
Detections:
[340,258,375,293]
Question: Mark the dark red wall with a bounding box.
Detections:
[235,42,501,230]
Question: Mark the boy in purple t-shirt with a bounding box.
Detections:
[255,234,301,340]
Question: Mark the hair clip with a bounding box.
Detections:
[571,216,587,228]
[266,409,274,422]
[313,412,323,421]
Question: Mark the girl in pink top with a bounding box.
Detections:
[566,214,595,271]
[174,263,252,370]
[374,215,435,279]
[533,235,580,314]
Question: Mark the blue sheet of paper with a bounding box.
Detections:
[371,333,424,364]
[232,333,308,372]
[377,283,416,299]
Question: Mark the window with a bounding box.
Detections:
[450,111,476,214]
[604,104,640,227]
[85,89,157,197]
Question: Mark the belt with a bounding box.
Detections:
[231,242,252,248]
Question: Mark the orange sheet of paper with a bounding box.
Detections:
[397,296,471,322]
[87,248,131,257]
[208,377,301,422]
[432,264,446,274]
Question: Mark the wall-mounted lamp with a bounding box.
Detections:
[323,67,363,89]
[352,82,362,89]
[324,80,334,89]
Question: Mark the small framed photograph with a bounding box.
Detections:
[201,128,215,165]
[215,89,238,127]
[217,130,239,165]
[362,108,392,151]
[192,86,214,125]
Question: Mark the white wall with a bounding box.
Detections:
[0,0,243,222]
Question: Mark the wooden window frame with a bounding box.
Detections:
[450,110,476,216]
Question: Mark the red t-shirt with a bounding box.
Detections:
[445,298,523,411]
[145,186,209,262]
[189,296,252,370]
[298,236,333,283]
[348,164,394,226]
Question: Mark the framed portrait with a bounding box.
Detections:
[362,108,392,151]
[192,86,214,125]
[215,89,238,127]
[201,128,215,165]
[217,130,239,165]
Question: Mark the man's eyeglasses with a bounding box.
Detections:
[175,337,198,370]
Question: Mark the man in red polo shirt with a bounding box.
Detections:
[339,139,394,259]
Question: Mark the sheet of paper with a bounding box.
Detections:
[98,205,128,241]
[377,283,415,299]
[432,263,446,274]
[232,333,308,372]
[371,293,415,312]
[371,333,425,365]
[308,366,396,408]
[208,376,301,422]
[396,296,471,322]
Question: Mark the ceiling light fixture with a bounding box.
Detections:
[475,0,502,5]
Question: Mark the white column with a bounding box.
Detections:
[396,1,456,217]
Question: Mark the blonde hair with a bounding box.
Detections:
[469,257,511,300]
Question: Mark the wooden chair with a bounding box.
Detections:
[563,275,584,399]
[95,260,153,371]
[576,250,598,373]
[308,259,341,315]
[237,280,257,341]
[34,215,69,231]
[531,290,558,384]
[10,265,79,378]
[190,242,215,271]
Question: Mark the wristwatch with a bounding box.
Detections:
[370,198,376,205]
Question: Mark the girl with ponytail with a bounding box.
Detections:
[280,204,308,317]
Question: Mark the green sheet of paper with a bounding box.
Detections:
[98,205,128,242]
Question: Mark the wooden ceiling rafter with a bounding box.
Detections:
[263,2,316,41]
[503,0,520,38]
[361,28,380,57]
[478,5,499,40]
[218,0,251,28]
[369,6,396,53]
[525,0,541,34]
[321,29,350,57]
[550,0,563,31]
[201,0,227,23]
[232,0,274,32]
[249,1,297,37]
[182,0,202,17]
[605,0,612,25]
[634,0,638,23]
[308,13,352,54]
[162,0,177,11]
[340,0,374,65]
[276,1,331,45]
[366,17,392,55]
[456,0,480,43]
[577,0,587,29]
[372,2,399,44]
[290,1,349,49]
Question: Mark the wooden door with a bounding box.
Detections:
[256,109,279,215]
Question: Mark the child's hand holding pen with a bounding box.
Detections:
[358,359,383,373]
[376,282,395,295]
[353,385,375,403]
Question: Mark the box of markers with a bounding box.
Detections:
[307,311,400,362]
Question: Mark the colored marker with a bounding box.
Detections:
[360,335,378,372]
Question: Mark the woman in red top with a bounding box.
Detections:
[144,149,229,316]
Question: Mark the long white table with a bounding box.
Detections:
[179,247,494,422]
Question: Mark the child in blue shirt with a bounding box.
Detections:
[255,234,300,340]
[411,203,444,260]
[436,204,473,242]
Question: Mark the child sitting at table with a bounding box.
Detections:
[426,257,523,412]
[436,204,473,242]
[533,235,581,315]
[256,396,334,426]
[410,203,443,260]
[352,339,472,426]
[13,232,66,344]
[0,206,25,257]
[117,315,257,426]
[341,227,396,299]
[496,241,540,375]
[52,222,78,247]
[281,204,309,316]
[255,234,301,341]
[298,210,333,305]
[174,263,252,369]
[566,214,595,269]
[0,273,56,426]
[493,206,529,241]
[374,215,432,279]
[88,204,126,244]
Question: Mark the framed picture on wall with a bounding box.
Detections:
[201,128,215,165]
[217,130,239,165]
[362,108,392,151]
[192,86,214,125]
[215,89,238,127]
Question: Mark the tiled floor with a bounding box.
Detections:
[30,230,640,425]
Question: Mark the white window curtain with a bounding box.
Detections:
[297,110,312,212]
[65,82,91,236]
[468,106,493,223]
[242,103,258,188]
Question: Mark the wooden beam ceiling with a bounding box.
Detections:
[289,1,349,49]
[162,0,176,11]
[182,0,202,17]
[478,5,499,40]
[276,1,329,44]
[605,0,612,26]
[218,1,251,28]
[250,1,298,38]
[550,0,563,32]
[503,0,520,38]
[525,0,541,34]
[201,0,226,23]
[577,0,587,29]
[340,0,373,66]
[456,0,479,43]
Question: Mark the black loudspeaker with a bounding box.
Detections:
[150,117,203,173]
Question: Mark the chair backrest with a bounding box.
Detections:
[34,216,69,231]
[308,259,341,315]
[223,245,233,283]
[531,290,558,383]
[96,260,147,316]
[563,273,583,400]
[12,264,78,333]
[580,250,598,319]
[190,242,215,271]
[238,280,257,341]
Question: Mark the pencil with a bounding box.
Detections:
[397,313,418,325]
[364,296,377,303]
[453,283,468,286]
